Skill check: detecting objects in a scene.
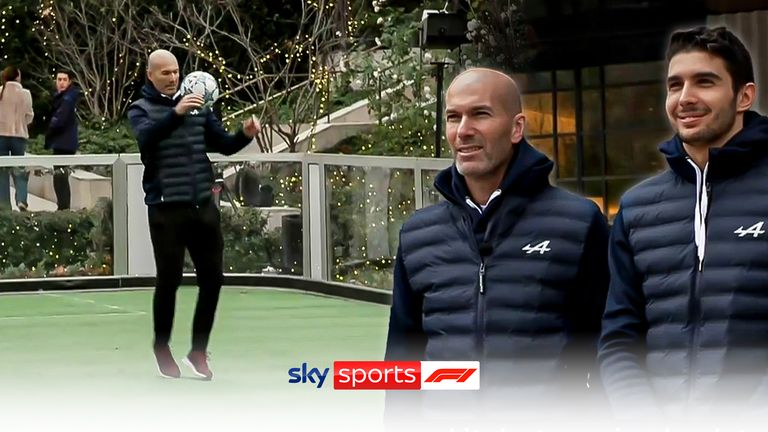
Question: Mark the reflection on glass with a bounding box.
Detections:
[582,67,601,88]
[606,130,668,176]
[421,169,443,207]
[557,91,576,133]
[523,93,554,136]
[583,134,605,177]
[583,180,606,214]
[529,137,555,162]
[605,84,666,130]
[557,134,578,179]
[0,163,114,279]
[190,161,304,275]
[557,179,578,194]
[326,166,415,290]
[605,61,665,85]
[581,89,603,133]
[556,70,574,90]
[515,71,552,93]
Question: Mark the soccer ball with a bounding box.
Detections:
[180,71,219,106]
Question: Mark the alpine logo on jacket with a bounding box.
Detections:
[522,240,552,255]
[734,221,766,238]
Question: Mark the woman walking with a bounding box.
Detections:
[0,66,34,211]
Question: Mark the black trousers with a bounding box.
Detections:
[147,200,224,352]
[53,148,75,210]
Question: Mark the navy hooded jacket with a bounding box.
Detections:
[45,85,81,152]
[385,139,609,391]
[127,83,251,205]
[599,111,768,414]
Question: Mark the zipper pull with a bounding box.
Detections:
[479,261,486,294]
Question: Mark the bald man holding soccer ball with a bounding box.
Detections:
[127,49,261,380]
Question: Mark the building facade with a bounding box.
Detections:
[510,0,768,219]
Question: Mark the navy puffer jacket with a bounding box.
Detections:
[127,83,251,205]
[600,111,768,414]
[386,140,609,392]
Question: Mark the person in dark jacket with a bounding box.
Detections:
[45,70,81,210]
[127,49,260,381]
[385,68,609,427]
[599,26,768,423]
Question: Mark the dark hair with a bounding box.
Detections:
[56,70,73,80]
[667,26,754,93]
[0,65,20,101]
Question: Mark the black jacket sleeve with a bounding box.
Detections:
[127,103,184,154]
[384,240,426,426]
[598,209,662,417]
[384,241,426,361]
[203,110,251,156]
[564,205,609,383]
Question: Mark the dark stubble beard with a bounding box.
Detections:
[677,97,738,148]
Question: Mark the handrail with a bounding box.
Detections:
[222,80,311,121]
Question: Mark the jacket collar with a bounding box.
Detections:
[140,82,181,106]
[659,111,768,183]
[434,138,553,211]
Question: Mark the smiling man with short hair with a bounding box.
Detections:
[385,67,609,424]
[600,26,768,420]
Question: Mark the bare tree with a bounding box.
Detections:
[146,0,356,152]
[34,0,150,123]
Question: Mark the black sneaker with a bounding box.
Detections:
[153,344,181,379]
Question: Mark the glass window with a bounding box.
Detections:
[605,84,667,130]
[557,134,578,179]
[515,71,552,93]
[583,134,605,177]
[557,179,579,194]
[581,89,603,133]
[606,61,666,85]
[557,92,576,133]
[606,130,669,176]
[556,70,574,90]
[582,67,601,88]
[523,93,554,136]
[583,180,606,214]
[529,137,555,162]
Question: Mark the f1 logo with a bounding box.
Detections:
[425,368,477,383]
[332,361,480,390]
[421,362,480,390]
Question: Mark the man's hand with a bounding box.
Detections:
[243,115,262,138]
[174,94,204,115]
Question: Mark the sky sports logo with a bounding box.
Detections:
[288,361,479,390]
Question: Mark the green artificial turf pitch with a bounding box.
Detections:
[0,287,390,429]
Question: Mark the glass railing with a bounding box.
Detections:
[0,153,451,290]
[0,155,116,279]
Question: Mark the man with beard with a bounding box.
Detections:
[599,26,768,423]
[385,68,609,427]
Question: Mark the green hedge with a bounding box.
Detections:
[0,198,113,278]
[215,207,285,274]
[0,201,287,279]
[28,121,139,155]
